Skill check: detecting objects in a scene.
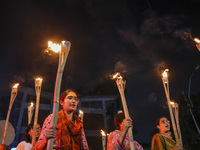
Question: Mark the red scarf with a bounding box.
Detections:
[56,109,83,150]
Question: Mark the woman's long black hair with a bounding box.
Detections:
[21,123,33,143]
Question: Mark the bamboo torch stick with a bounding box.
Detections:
[2,83,19,145]
[32,78,43,149]
[47,41,71,150]
[113,73,135,150]
[162,69,179,143]
[171,102,183,147]
[101,130,106,150]
[79,110,84,122]
[28,102,34,125]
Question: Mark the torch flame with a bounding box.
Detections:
[36,77,43,82]
[13,83,19,89]
[113,72,123,80]
[113,72,120,79]
[194,38,200,43]
[48,41,61,52]
[162,69,169,78]
[30,102,34,107]
[101,129,106,136]
[170,101,176,108]
[79,110,83,115]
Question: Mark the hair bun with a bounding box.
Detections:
[117,110,123,114]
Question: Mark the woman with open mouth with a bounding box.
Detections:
[151,116,183,150]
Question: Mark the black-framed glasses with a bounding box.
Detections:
[66,96,79,102]
[161,120,170,124]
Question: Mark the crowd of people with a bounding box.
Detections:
[12,89,184,150]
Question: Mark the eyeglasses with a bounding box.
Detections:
[37,127,42,130]
[161,120,170,124]
[66,96,79,102]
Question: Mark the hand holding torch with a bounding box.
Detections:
[47,41,71,150]
[113,73,135,150]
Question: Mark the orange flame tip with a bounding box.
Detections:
[194,38,200,43]
[48,41,61,52]
[30,102,34,107]
[13,83,19,88]
[162,69,169,78]
[101,129,106,136]
[79,110,83,114]
[36,78,43,81]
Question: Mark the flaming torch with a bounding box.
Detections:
[170,102,183,147]
[161,69,179,143]
[194,38,200,52]
[1,83,19,146]
[101,130,106,150]
[28,102,34,125]
[79,110,84,122]
[47,41,71,150]
[113,73,135,150]
[32,78,43,149]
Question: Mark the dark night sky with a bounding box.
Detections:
[1,0,200,143]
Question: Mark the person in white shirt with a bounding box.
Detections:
[16,123,41,150]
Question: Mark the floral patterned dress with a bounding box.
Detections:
[107,130,143,150]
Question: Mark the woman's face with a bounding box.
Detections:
[60,91,79,112]
[157,117,170,133]
[28,124,41,138]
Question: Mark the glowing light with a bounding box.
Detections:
[194,38,200,43]
[35,77,43,87]
[170,101,175,105]
[36,78,43,82]
[162,69,169,78]
[101,129,106,136]
[30,102,34,107]
[79,110,83,115]
[113,72,120,79]
[13,83,19,89]
[113,72,123,80]
[48,41,61,52]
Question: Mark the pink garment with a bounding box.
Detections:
[107,130,143,150]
